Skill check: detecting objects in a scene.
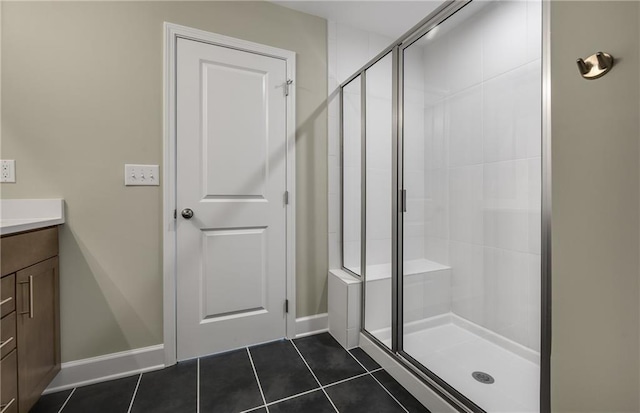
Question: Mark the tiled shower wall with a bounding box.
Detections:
[415,0,542,351]
[329,0,542,352]
[328,22,394,271]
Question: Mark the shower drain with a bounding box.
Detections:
[472,371,495,384]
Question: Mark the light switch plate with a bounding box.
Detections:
[1,160,16,183]
[124,164,160,186]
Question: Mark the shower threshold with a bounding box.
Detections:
[372,314,539,413]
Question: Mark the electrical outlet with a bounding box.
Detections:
[124,164,160,186]
[1,160,16,183]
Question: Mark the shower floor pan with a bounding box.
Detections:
[375,314,539,413]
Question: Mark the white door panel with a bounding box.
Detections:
[176,37,288,360]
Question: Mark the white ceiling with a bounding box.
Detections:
[272,1,442,39]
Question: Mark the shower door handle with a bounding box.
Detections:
[401,189,407,213]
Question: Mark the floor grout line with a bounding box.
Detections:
[197,358,200,413]
[265,387,318,406]
[126,373,142,413]
[57,387,76,413]
[239,405,268,413]
[346,348,409,413]
[247,347,270,413]
[290,340,340,413]
[322,371,371,388]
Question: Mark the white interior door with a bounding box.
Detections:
[176,37,289,360]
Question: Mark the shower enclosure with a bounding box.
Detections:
[340,1,549,412]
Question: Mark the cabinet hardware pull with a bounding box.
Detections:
[29,275,34,318]
[0,337,13,349]
[18,276,34,318]
[0,297,12,306]
[0,398,15,413]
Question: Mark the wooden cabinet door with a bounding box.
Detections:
[16,257,60,413]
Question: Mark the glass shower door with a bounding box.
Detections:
[400,1,542,412]
[342,76,362,275]
[363,52,394,349]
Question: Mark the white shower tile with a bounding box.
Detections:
[526,253,541,352]
[403,273,425,323]
[483,61,542,163]
[425,103,447,170]
[449,165,483,244]
[329,192,339,234]
[405,198,425,225]
[366,238,392,266]
[328,273,348,337]
[425,236,449,266]
[328,86,340,120]
[343,241,360,271]
[482,0,528,80]
[336,24,369,83]
[483,159,541,254]
[405,87,425,107]
[366,97,393,170]
[327,20,337,41]
[366,52,393,100]
[365,278,392,331]
[422,36,447,98]
[329,232,341,269]
[445,13,483,93]
[368,32,393,61]
[526,0,543,63]
[404,43,425,92]
[450,241,485,325]
[423,269,452,318]
[447,85,483,168]
[328,37,338,80]
[404,222,425,239]
[347,282,362,330]
[328,115,339,157]
[404,102,425,165]
[483,247,530,344]
[403,236,425,262]
[366,169,392,241]
[328,155,340,195]
[404,169,425,200]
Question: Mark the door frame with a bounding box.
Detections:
[162,22,297,366]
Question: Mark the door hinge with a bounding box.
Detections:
[285,299,289,313]
[284,190,289,205]
[285,79,293,97]
[174,209,177,220]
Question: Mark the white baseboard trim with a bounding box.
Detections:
[44,344,165,394]
[295,313,328,338]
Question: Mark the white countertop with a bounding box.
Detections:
[0,199,65,235]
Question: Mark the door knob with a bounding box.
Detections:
[181,208,194,219]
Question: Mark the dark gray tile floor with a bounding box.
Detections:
[30,333,430,413]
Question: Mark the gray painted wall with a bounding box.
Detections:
[1,1,328,362]
[551,2,640,411]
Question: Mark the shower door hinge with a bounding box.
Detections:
[285,299,289,313]
[285,79,293,96]
[284,190,289,205]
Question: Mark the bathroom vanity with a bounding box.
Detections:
[0,200,64,413]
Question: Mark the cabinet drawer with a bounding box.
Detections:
[1,274,15,318]
[1,349,18,413]
[1,312,16,359]
[0,227,58,277]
